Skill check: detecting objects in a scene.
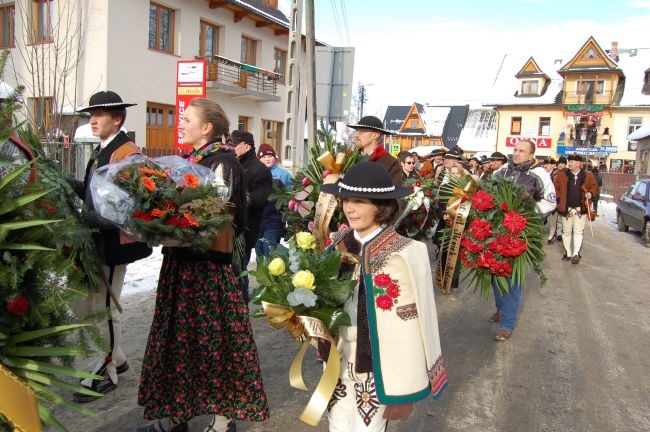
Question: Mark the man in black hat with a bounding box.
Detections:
[232,129,273,306]
[489,151,508,174]
[72,90,152,402]
[436,145,463,185]
[347,115,402,186]
[478,156,492,180]
[553,154,599,264]
[468,155,481,175]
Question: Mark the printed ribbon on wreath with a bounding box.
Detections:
[0,364,41,432]
[261,302,341,426]
[435,178,479,295]
[312,151,348,250]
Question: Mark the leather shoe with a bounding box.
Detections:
[134,420,189,432]
[571,254,581,264]
[488,311,501,322]
[72,377,116,403]
[547,239,554,245]
[562,253,570,261]
[116,361,129,374]
[494,328,512,341]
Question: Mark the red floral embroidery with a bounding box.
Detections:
[373,273,400,311]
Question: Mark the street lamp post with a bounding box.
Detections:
[358,82,372,119]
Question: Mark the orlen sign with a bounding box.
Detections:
[505,136,552,148]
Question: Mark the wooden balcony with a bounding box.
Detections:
[198,55,282,102]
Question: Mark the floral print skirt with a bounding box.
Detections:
[137,252,270,423]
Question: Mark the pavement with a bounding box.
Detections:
[52,203,650,431]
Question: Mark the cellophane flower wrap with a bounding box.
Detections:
[250,231,356,336]
[272,129,361,238]
[90,155,232,251]
[395,173,438,240]
[439,175,546,296]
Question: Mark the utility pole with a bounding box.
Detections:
[305,0,317,157]
[284,0,305,170]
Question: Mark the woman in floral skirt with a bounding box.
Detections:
[135,99,269,432]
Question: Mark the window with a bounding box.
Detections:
[32,0,52,44]
[260,120,283,157]
[577,80,604,95]
[274,48,286,83]
[32,97,52,137]
[510,116,522,135]
[149,2,175,53]
[521,80,538,95]
[146,102,175,149]
[199,20,218,58]
[628,117,642,151]
[238,116,249,131]
[0,4,14,48]
[240,36,257,65]
[410,120,418,129]
[634,181,647,198]
[538,117,551,136]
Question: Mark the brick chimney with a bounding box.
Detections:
[262,0,278,9]
[610,41,619,62]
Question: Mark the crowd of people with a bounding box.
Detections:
[65,99,601,432]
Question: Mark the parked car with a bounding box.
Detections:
[616,179,650,247]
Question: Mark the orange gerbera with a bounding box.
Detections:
[151,208,171,217]
[141,177,156,192]
[183,212,200,227]
[139,167,168,177]
[118,171,131,180]
[184,173,200,188]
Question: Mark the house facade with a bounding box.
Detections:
[2,0,294,157]
[489,37,650,171]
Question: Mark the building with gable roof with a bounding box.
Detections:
[382,102,469,152]
[487,36,650,171]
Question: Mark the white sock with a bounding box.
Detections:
[203,415,231,432]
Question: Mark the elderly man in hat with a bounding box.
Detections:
[436,145,463,185]
[489,151,508,174]
[231,130,273,305]
[489,139,556,342]
[347,115,402,186]
[468,155,481,175]
[553,154,599,264]
[72,91,152,402]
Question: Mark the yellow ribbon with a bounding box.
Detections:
[0,364,41,432]
[313,151,348,250]
[260,302,341,426]
[435,177,479,295]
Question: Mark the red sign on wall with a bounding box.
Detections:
[505,136,552,148]
[175,60,207,151]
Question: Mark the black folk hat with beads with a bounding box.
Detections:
[77,91,137,112]
[320,161,411,199]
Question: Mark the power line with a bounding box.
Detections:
[330,0,343,44]
[339,0,351,45]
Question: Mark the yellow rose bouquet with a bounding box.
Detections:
[250,231,355,334]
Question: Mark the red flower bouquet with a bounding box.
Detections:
[91,156,232,251]
[440,175,546,296]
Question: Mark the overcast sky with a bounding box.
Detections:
[281,0,650,119]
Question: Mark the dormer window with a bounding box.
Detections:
[577,80,604,96]
[521,80,539,95]
[584,48,597,59]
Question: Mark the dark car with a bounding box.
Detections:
[616,179,650,247]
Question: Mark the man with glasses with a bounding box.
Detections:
[398,150,419,182]
[347,116,402,186]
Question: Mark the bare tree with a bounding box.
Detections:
[9,0,85,141]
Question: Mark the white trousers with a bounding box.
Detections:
[327,333,388,432]
[81,263,127,386]
[547,211,559,240]
[561,211,587,257]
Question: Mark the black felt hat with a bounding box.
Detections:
[77,91,136,112]
[346,116,393,135]
[543,157,557,165]
[490,151,508,162]
[567,154,583,162]
[320,161,411,199]
[231,130,255,147]
[430,147,448,157]
[443,145,464,160]
[480,155,491,165]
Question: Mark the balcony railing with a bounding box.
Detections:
[198,55,282,102]
[562,90,616,105]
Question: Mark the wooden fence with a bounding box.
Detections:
[601,172,650,202]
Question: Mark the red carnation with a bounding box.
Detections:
[387,283,400,298]
[376,295,394,311]
[503,211,528,235]
[468,218,492,241]
[461,236,483,254]
[471,190,496,212]
[6,296,29,316]
[476,251,496,268]
[373,273,392,287]
[500,203,509,211]
[133,210,154,221]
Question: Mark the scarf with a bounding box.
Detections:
[369,145,388,161]
[187,141,234,164]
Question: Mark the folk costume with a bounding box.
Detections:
[72,91,152,402]
[321,162,447,432]
[137,142,269,428]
